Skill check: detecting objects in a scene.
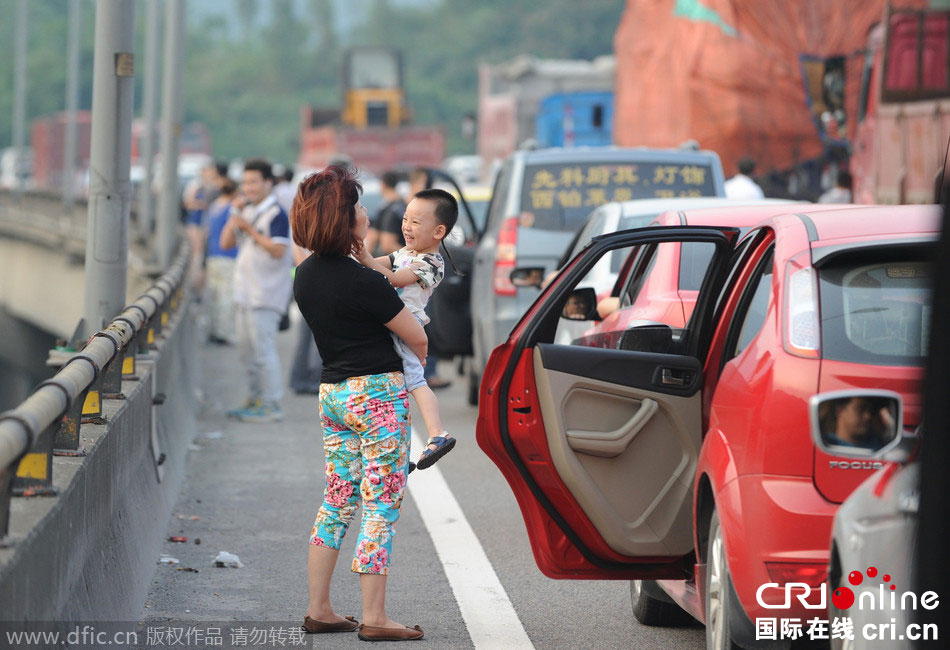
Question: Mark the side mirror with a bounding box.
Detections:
[809,390,909,460]
[561,287,601,321]
[510,267,546,289]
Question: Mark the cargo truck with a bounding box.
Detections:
[298,46,445,175]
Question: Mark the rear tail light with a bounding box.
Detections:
[765,562,828,588]
[784,256,820,358]
[492,216,519,296]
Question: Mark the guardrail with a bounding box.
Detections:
[0,240,190,543]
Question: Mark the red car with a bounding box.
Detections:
[577,204,830,346]
[476,204,937,648]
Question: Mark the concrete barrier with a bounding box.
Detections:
[0,290,198,621]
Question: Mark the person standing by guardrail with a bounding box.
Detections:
[219,158,293,423]
[204,178,239,345]
[290,165,426,641]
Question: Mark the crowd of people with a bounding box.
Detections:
[724,155,853,203]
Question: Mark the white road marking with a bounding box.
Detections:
[408,429,535,649]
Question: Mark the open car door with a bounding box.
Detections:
[476,226,738,579]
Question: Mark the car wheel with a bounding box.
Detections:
[630,579,695,627]
[467,368,479,406]
[705,510,742,650]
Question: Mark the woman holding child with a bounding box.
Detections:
[290,165,426,642]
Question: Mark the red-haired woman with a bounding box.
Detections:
[291,165,426,641]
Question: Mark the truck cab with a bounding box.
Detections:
[852,5,950,204]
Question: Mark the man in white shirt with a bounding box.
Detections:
[219,158,293,423]
[819,169,853,204]
[724,156,765,199]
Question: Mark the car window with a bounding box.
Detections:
[562,237,726,354]
[679,228,753,291]
[818,255,931,365]
[621,245,658,308]
[520,160,718,232]
[724,249,774,361]
[678,242,716,291]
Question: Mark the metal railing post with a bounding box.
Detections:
[81,0,136,340]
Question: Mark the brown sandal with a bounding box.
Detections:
[302,615,359,633]
[357,623,424,641]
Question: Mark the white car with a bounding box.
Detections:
[809,390,924,650]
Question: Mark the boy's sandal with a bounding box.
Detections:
[415,435,456,470]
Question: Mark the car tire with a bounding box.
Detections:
[630,579,695,627]
[705,510,743,650]
[467,368,480,406]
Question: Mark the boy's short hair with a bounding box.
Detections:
[243,157,273,182]
[291,165,364,257]
[414,188,458,233]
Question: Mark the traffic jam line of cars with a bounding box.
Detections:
[467,178,937,649]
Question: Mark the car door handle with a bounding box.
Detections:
[659,368,690,387]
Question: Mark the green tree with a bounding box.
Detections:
[236,0,258,41]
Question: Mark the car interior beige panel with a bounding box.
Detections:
[562,390,658,457]
[533,347,701,557]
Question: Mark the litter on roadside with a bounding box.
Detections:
[213,551,243,568]
[159,555,179,564]
[168,536,188,543]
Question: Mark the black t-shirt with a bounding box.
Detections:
[373,199,407,247]
[294,255,406,384]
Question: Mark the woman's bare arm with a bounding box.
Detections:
[384,307,427,363]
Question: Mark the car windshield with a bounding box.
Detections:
[819,255,931,365]
[520,160,717,232]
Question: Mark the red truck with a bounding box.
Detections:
[851,4,950,204]
[298,47,444,175]
[613,0,948,202]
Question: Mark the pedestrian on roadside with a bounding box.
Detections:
[204,178,239,344]
[183,160,229,290]
[818,169,853,204]
[219,158,293,423]
[367,170,406,255]
[273,165,297,214]
[288,241,322,394]
[724,156,765,199]
[291,164,426,641]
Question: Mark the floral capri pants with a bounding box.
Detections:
[310,371,411,574]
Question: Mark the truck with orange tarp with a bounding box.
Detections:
[613,0,948,202]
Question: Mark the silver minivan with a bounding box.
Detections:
[468,146,726,402]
